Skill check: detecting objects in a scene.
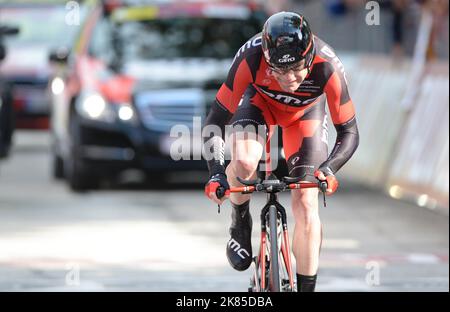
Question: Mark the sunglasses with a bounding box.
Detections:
[269,62,309,75]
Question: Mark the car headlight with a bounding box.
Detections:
[115,103,138,125]
[76,93,137,124]
[82,94,106,119]
[51,77,65,95]
[118,105,134,121]
[76,93,114,122]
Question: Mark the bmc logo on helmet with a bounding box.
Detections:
[278,54,296,63]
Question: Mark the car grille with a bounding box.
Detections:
[134,88,213,132]
[9,77,50,115]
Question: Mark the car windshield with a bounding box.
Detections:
[113,17,263,60]
[0,5,86,48]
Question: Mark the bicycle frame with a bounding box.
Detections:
[222,135,327,292]
[228,177,324,292]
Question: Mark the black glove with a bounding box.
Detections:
[204,173,230,199]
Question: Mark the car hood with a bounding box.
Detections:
[0,44,51,80]
[122,58,231,88]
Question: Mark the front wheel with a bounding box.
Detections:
[268,205,280,292]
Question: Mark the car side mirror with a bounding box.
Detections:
[49,47,70,64]
[0,25,19,36]
[0,25,20,62]
[0,44,5,62]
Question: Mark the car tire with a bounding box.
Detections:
[145,171,168,188]
[52,153,65,179]
[65,112,99,192]
[50,132,65,179]
[0,82,14,159]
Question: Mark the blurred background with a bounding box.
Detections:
[0,0,448,291]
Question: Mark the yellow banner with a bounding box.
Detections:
[111,6,159,22]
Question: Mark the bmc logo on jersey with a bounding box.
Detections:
[259,87,317,106]
[320,45,347,82]
[302,80,314,85]
[278,54,296,63]
[233,36,262,62]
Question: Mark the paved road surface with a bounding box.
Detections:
[0,131,448,291]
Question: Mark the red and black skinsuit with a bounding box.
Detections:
[203,34,359,181]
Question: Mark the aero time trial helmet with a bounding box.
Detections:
[262,12,315,71]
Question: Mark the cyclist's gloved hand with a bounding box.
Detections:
[314,168,339,195]
[204,173,230,204]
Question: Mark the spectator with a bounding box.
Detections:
[265,0,291,14]
[326,0,349,16]
[419,0,449,60]
[391,0,409,58]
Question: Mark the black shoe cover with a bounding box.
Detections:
[226,201,252,271]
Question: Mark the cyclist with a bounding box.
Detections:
[203,12,359,292]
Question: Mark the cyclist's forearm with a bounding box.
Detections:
[203,100,233,176]
[320,116,359,175]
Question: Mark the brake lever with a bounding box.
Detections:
[216,187,225,214]
[319,181,328,207]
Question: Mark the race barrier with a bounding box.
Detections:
[334,53,449,213]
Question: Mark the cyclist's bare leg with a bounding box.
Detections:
[224,131,264,271]
[225,132,264,205]
[291,188,322,276]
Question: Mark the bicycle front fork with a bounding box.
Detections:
[257,196,295,292]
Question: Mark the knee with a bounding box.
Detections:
[231,157,259,176]
[292,189,318,210]
[228,133,263,178]
[292,190,320,230]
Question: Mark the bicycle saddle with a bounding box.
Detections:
[236,176,261,186]
[282,174,307,184]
